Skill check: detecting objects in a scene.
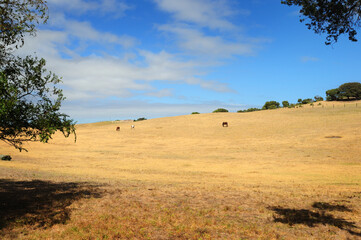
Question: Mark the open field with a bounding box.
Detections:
[0,101,361,239]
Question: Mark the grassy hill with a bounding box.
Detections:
[0,101,360,239]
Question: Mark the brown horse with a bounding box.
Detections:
[222,122,228,127]
[116,127,120,131]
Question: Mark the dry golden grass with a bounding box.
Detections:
[0,101,360,239]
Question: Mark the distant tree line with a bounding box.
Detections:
[191,82,360,115]
[134,117,147,122]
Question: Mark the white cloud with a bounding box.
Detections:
[154,1,263,60]
[159,24,254,58]
[14,1,244,122]
[18,27,233,102]
[154,0,240,30]
[46,13,137,49]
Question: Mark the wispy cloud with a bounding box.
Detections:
[159,24,254,58]
[47,13,138,49]
[19,29,233,102]
[16,0,257,122]
[154,0,240,30]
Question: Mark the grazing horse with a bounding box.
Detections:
[131,125,135,129]
[222,122,228,127]
[116,127,120,131]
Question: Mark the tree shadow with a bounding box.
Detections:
[268,202,361,237]
[312,202,352,212]
[0,179,103,230]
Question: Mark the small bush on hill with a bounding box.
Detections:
[302,98,313,104]
[237,108,261,113]
[191,112,200,114]
[282,101,290,108]
[263,101,280,110]
[314,95,324,102]
[134,117,147,122]
[288,104,296,108]
[213,108,229,113]
[0,155,11,161]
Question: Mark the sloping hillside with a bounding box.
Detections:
[0,101,360,239]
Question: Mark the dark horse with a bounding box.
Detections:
[222,122,228,127]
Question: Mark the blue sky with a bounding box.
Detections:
[18,0,361,123]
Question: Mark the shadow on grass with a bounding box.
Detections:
[268,202,361,237]
[0,179,103,230]
[312,202,353,212]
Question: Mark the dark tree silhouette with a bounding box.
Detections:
[282,0,361,45]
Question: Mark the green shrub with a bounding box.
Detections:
[191,112,200,114]
[0,155,11,161]
[326,88,340,101]
[237,108,261,113]
[282,101,290,108]
[263,101,280,110]
[314,95,324,102]
[134,117,147,122]
[288,104,296,108]
[213,108,229,113]
[302,98,313,104]
[338,82,361,100]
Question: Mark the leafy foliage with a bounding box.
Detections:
[237,108,261,113]
[282,101,290,108]
[326,88,341,100]
[0,0,48,60]
[134,117,147,122]
[326,82,361,100]
[213,108,229,113]
[0,0,75,152]
[302,98,313,104]
[0,56,76,151]
[338,82,361,99]
[282,0,361,45]
[314,95,324,101]
[288,103,296,108]
[191,112,200,114]
[263,101,280,110]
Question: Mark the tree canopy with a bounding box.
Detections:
[282,0,361,44]
[282,101,290,108]
[213,108,229,113]
[263,101,280,110]
[0,0,48,61]
[0,0,75,152]
[326,82,361,100]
